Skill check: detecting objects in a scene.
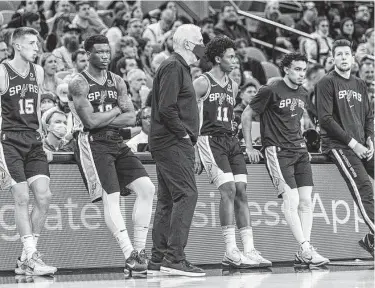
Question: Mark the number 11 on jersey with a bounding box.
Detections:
[217,106,229,122]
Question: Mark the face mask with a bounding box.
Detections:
[50,124,67,139]
[41,103,55,113]
[191,43,205,60]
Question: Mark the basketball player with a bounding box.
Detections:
[68,35,155,273]
[242,53,329,267]
[193,36,271,268]
[316,39,374,257]
[0,27,56,275]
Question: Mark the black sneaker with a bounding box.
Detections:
[147,259,162,276]
[160,258,206,277]
[359,234,374,258]
[126,250,147,273]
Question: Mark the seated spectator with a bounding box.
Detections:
[139,38,154,77]
[46,0,72,31]
[327,7,341,40]
[356,28,374,63]
[303,16,333,64]
[127,18,144,43]
[106,10,130,54]
[234,80,260,121]
[323,56,334,72]
[159,30,174,58]
[72,1,107,41]
[291,1,317,49]
[171,15,191,32]
[127,69,149,110]
[338,18,358,51]
[200,17,215,45]
[126,106,151,152]
[354,4,372,44]
[131,5,144,20]
[214,3,252,46]
[42,107,74,152]
[6,12,42,35]
[229,66,243,86]
[109,36,138,73]
[142,8,175,46]
[40,53,62,94]
[115,56,138,81]
[72,48,88,74]
[41,92,58,115]
[53,24,81,72]
[151,52,168,74]
[0,38,9,63]
[56,83,73,139]
[45,15,71,52]
[235,38,267,85]
[191,66,202,81]
[359,62,374,88]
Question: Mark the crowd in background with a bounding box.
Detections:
[0,0,373,154]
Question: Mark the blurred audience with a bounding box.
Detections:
[126,106,151,152]
[142,8,175,46]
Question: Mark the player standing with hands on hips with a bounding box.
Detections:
[0,27,57,276]
[242,53,329,267]
[316,39,374,257]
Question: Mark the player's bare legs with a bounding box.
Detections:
[234,182,271,267]
[218,182,236,227]
[12,183,34,239]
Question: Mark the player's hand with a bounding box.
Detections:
[366,137,374,161]
[246,148,263,164]
[194,147,203,175]
[352,142,369,159]
[113,106,122,115]
[44,149,53,163]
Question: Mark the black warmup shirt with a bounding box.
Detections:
[316,70,374,153]
[149,53,199,151]
[250,79,308,152]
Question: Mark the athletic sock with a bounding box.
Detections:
[21,235,37,261]
[133,225,148,252]
[33,233,40,247]
[21,233,40,262]
[222,225,237,253]
[239,226,254,254]
[301,241,310,251]
[114,229,134,259]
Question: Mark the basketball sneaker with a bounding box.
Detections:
[15,257,27,275]
[126,250,147,274]
[222,248,258,269]
[359,233,374,258]
[294,245,329,267]
[245,249,273,267]
[160,258,206,277]
[25,252,57,276]
[147,259,163,276]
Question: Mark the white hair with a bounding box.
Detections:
[173,24,201,51]
[127,68,145,82]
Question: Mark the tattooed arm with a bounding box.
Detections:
[69,74,121,130]
[108,74,136,128]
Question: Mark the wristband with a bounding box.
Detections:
[348,138,358,149]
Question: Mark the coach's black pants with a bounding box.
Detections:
[151,139,198,263]
[329,148,374,234]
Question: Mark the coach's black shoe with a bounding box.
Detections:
[147,259,162,276]
[359,234,374,258]
[160,258,206,277]
[126,250,147,274]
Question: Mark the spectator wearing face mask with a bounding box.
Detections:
[126,106,151,152]
[53,24,81,72]
[41,92,57,115]
[56,83,74,140]
[42,108,74,152]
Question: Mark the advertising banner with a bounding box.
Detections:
[0,163,371,270]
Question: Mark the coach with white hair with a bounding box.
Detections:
[148,24,206,277]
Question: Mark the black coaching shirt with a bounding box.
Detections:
[250,79,308,152]
[316,70,374,153]
[198,72,235,135]
[149,52,199,151]
[0,62,39,131]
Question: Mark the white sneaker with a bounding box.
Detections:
[25,252,57,276]
[15,257,27,275]
[295,245,329,267]
[245,249,272,267]
[309,245,330,266]
[222,248,258,269]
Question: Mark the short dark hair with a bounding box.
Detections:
[313,16,328,28]
[12,27,39,44]
[279,52,308,72]
[205,36,236,64]
[23,12,40,25]
[332,39,352,56]
[199,17,214,26]
[84,35,109,52]
[306,63,325,79]
[115,57,137,76]
[72,48,86,62]
[234,38,248,49]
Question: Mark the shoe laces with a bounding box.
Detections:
[183,260,194,269]
[248,248,263,259]
[32,252,46,265]
[137,249,148,264]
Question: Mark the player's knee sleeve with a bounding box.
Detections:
[298,188,312,211]
[282,188,300,227]
[102,192,126,234]
[128,177,155,227]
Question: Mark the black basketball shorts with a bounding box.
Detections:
[264,146,314,198]
[0,130,50,189]
[75,131,149,203]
